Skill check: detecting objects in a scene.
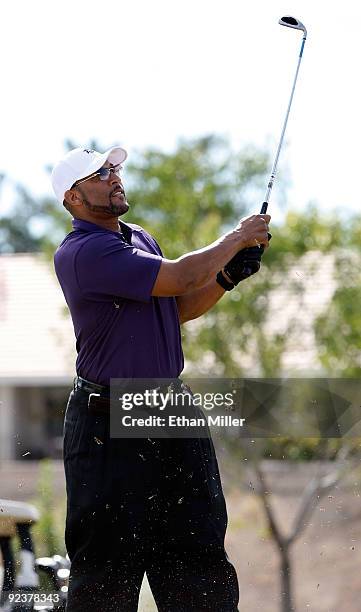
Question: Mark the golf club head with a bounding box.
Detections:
[279,15,307,37]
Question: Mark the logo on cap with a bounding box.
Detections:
[83,149,94,154]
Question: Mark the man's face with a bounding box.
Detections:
[72,162,129,217]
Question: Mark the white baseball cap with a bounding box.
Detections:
[51,145,128,204]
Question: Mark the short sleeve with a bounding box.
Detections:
[75,234,162,302]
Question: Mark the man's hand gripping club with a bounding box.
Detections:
[216,214,271,291]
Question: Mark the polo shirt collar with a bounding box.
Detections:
[72,218,133,242]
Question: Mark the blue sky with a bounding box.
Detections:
[0,0,360,224]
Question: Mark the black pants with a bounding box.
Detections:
[63,387,239,611]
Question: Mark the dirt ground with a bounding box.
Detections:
[2,461,361,611]
[225,487,361,612]
[138,482,361,611]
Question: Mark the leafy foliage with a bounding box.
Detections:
[32,460,66,556]
[124,135,270,258]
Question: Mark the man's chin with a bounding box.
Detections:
[117,202,130,217]
[108,200,129,217]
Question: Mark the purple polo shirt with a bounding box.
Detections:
[54,219,184,384]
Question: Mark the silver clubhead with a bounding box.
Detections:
[279,15,307,37]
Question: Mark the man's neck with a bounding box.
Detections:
[74,214,120,232]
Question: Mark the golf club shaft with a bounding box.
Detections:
[261,34,307,215]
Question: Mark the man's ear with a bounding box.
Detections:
[64,188,82,208]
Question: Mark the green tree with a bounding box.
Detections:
[125,134,270,257]
[0,138,98,254]
[0,184,44,253]
[0,185,71,255]
[268,204,344,263]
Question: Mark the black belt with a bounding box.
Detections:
[74,376,109,395]
[74,376,185,414]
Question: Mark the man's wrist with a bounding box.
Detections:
[216,269,235,291]
[224,230,247,254]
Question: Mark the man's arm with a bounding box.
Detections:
[151,214,270,297]
[176,278,225,324]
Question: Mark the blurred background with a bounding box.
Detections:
[1,1,361,610]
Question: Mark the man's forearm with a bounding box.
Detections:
[176,278,226,324]
[152,214,270,297]
[174,233,246,293]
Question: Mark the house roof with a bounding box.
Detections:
[266,251,337,374]
[0,254,76,384]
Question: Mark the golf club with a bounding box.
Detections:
[261,15,307,214]
[223,16,307,283]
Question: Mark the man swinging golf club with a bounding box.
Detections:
[51,14,306,609]
[51,143,269,611]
